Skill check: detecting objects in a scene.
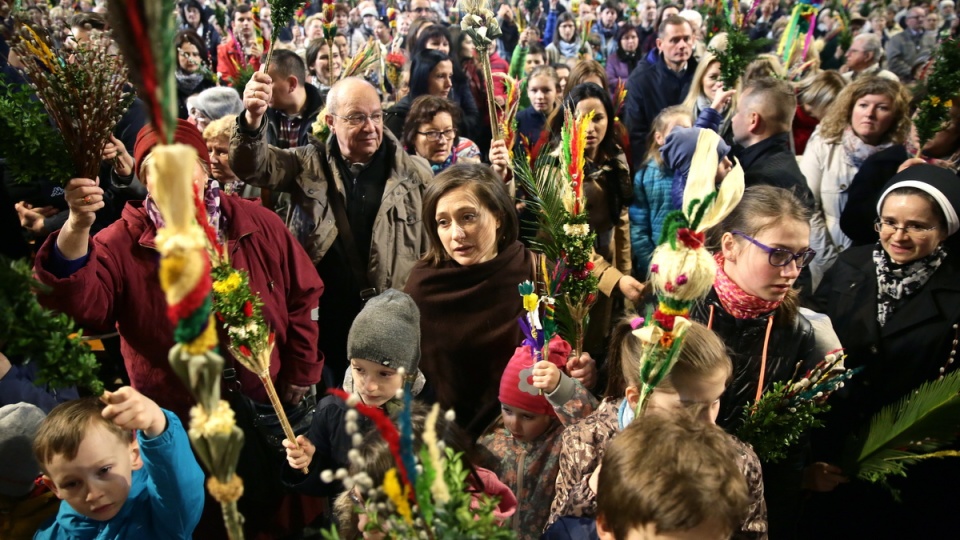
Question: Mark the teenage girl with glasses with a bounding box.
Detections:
[694,184,821,537]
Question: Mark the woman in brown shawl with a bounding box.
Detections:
[405,164,596,437]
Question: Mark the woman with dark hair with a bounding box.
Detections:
[385,49,480,142]
[403,164,534,437]
[404,164,598,437]
[402,96,481,174]
[174,30,215,119]
[547,83,641,354]
[805,164,960,537]
[305,39,343,100]
[546,11,590,64]
[606,24,641,87]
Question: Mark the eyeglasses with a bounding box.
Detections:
[732,231,817,268]
[178,50,201,59]
[412,7,433,13]
[874,219,938,237]
[331,112,384,126]
[417,128,456,141]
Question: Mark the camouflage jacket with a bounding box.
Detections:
[547,397,769,539]
[477,374,598,539]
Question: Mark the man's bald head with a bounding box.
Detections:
[327,77,379,116]
[325,77,384,163]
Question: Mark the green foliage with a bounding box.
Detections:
[736,354,857,463]
[270,0,304,36]
[708,22,771,89]
[231,62,257,94]
[736,381,828,463]
[914,38,960,151]
[332,447,517,539]
[844,368,960,496]
[0,257,103,395]
[0,73,74,185]
[513,146,598,345]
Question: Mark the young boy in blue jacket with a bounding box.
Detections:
[32,387,205,539]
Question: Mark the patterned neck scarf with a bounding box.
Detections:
[874,243,946,326]
[145,178,226,244]
[841,126,893,170]
[713,252,783,320]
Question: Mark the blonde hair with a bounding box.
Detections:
[741,54,785,85]
[795,70,847,120]
[644,105,691,167]
[202,114,238,142]
[817,76,912,144]
[605,318,732,398]
[680,54,735,124]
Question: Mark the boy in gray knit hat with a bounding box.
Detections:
[281,289,424,496]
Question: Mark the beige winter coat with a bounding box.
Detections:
[230,115,434,290]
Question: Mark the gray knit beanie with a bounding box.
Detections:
[0,403,46,497]
[188,87,244,121]
[347,289,421,374]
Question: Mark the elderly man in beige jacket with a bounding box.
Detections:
[231,74,433,387]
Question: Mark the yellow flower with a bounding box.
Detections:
[383,468,414,524]
[930,96,941,106]
[522,293,539,313]
[946,100,954,109]
[213,272,243,294]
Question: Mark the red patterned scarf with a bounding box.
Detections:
[713,252,782,320]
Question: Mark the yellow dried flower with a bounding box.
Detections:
[383,468,414,525]
[189,400,238,438]
[213,272,243,294]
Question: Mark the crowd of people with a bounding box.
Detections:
[2,0,960,538]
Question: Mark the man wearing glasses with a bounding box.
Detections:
[231,75,433,388]
[885,6,935,81]
[408,0,437,23]
[842,33,899,82]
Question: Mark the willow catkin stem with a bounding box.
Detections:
[478,47,500,140]
[259,373,308,474]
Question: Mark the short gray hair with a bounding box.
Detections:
[854,33,882,62]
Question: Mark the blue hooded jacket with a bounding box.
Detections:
[34,410,205,540]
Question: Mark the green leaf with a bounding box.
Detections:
[845,368,960,489]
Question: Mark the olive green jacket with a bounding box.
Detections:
[229,115,434,290]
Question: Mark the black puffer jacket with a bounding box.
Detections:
[691,289,818,432]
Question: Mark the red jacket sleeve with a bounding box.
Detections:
[272,215,324,387]
[217,44,236,85]
[33,231,123,335]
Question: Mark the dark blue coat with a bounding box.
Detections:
[624,50,697,170]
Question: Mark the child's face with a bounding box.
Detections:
[351,358,403,407]
[501,403,554,442]
[653,116,693,147]
[524,53,546,74]
[43,422,142,522]
[641,368,728,425]
[528,75,558,112]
